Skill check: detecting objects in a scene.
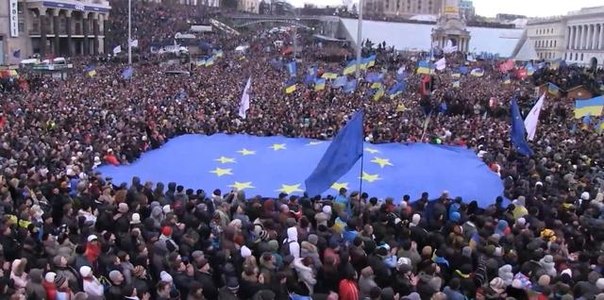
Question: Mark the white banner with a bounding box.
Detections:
[9,0,19,37]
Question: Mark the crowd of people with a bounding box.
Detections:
[1,1,604,300]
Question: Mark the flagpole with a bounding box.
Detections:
[128,0,132,65]
[354,0,363,79]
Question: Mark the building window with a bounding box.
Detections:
[581,53,584,61]
[564,53,567,60]
[553,40,556,48]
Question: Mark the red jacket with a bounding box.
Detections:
[43,281,57,300]
[338,279,359,300]
[85,242,101,263]
[104,154,120,166]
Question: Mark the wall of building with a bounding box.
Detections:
[238,0,259,14]
[525,19,566,61]
[363,0,443,18]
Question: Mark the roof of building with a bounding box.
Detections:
[341,18,524,56]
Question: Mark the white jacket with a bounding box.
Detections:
[293,258,317,294]
[83,277,105,297]
[286,227,301,259]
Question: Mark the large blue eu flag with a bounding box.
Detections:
[510,99,533,157]
[305,110,364,196]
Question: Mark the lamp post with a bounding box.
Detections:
[127,0,132,65]
[354,0,363,79]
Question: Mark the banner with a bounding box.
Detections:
[9,0,19,37]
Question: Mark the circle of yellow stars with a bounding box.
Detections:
[207,141,394,195]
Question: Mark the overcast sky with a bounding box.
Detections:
[288,0,604,18]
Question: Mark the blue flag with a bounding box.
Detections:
[343,79,357,94]
[286,61,297,78]
[305,110,364,196]
[333,76,348,88]
[121,66,133,80]
[510,99,533,157]
[366,72,383,83]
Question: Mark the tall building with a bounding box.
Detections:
[363,0,444,19]
[238,0,259,13]
[0,0,111,64]
[459,0,474,19]
[523,6,604,66]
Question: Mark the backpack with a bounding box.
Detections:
[281,239,295,256]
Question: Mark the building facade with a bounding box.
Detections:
[238,0,259,14]
[0,0,111,65]
[525,6,604,67]
[525,17,566,61]
[564,6,604,67]
[363,0,444,19]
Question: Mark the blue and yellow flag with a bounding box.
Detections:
[343,79,357,94]
[305,110,364,197]
[574,96,604,119]
[213,50,224,58]
[286,61,297,78]
[597,117,604,133]
[371,82,383,89]
[373,86,385,101]
[452,81,460,88]
[285,79,297,94]
[321,72,338,80]
[417,61,433,74]
[84,65,96,77]
[364,54,377,68]
[205,56,215,67]
[470,68,484,77]
[547,83,560,95]
[387,81,406,98]
[314,78,326,91]
[343,61,357,75]
[503,74,511,85]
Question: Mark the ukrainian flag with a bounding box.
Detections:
[574,96,604,119]
[451,73,461,79]
[214,50,224,58]
[373,86,384,101]
[365,55,377,68]
[314,78,326,91]
[84,65,96,77]
[416,61,433,75]
[285,79,297,94]
[371,82,383,89]
[321,72,338,80]
[343,61,357,75]
[547,83,559,95]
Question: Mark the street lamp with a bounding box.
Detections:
[128,0,132,65]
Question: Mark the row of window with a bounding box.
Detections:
[536,28,555,35]
[538,52,556,59]
[535,39,557,48]
[564,52,585,61]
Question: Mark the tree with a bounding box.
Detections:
[351,4,357,14]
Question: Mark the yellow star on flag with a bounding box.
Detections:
[237,148,256,156]
[228,181,255,190]
[360,171,381,183]
[270,143,287,151]
[365,147,380,154]
[210,167,232,177]
[277,184,303,194]
[215,156,236,164]
[331,182,349,191]
[307,141,323,146]
[371,157,394,168]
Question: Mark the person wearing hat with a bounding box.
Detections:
[194,258,217,300]
[85,234,101,264]
[80,266,104,300]
[114,203,131,234]
[107,270,125,300]
[55,274,75,300]
[218,277,239,300]
[131,265,151,296]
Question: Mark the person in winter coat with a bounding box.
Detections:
[358,267,378,299]
[26,268,47,300]
[10,258,28,291]
[300,237,321,269]
[194,258,217,300]
[80,266,104,300]
[293,256,317,295]
[55,274,75,300]
[338,265,360,300]
[43,272,58,300]
[285,226,301,259]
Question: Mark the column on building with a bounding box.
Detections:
[66,10,73,57]
[590,24,595,50]
[599,23,604,50]
[83,12,90,56]
[572,26,577,50]
[53,9,61,56]
[40,8,48,57]
[567,26,571,50]
[594,24,601,50]
[93,13,100,55]
[576,25,581,50]
[98,14,105,54]
[582,24,588,50]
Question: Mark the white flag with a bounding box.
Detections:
[113,45,122,54]
[435,57,446,71]
[524,93,546,141]
[238,77,252,119]
[129,39,139,48]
